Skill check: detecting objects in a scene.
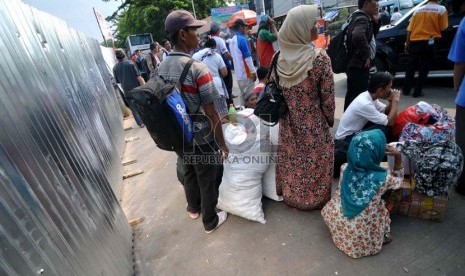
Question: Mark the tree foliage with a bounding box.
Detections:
[102,0,226,49]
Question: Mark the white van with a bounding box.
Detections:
[399,0,414,9]
[379,0,413,13]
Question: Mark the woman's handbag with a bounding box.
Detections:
[254,51,288,126]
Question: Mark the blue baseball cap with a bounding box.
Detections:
[260,15,269,24]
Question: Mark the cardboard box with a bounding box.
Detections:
[410,191,448,222]
[384,177,414,214]
[384,176,448,222]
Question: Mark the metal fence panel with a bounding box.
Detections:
[0,0,133,275]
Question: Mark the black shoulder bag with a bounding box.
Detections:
[253,51,288,126]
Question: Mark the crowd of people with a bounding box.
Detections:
[114,0,465,259]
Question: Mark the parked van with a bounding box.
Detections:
[375,0,463,78]
[399,0,414,9]
[379,0,413,13]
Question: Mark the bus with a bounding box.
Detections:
[126,33,153,56]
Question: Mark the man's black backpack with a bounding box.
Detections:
[125,60,195,152]
[327,11,364,74]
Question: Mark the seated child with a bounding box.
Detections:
[253,67,269,96]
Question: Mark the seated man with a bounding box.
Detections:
[333,72,400,176]
[336,71,400,144]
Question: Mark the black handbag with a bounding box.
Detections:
[253,51,288,126]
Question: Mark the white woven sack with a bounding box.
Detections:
[218,110,271,223]
[218,151,268,223]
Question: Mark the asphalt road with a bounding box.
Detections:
[120,73,464,276]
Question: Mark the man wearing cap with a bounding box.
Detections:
[256,15,278,69]
[159,9,229,234]
[210,22,234,104]
[230,19,257,106]
[112,49,145,128]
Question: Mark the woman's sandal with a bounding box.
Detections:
[383,233,393,245]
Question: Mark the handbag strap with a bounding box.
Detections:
[269,51,280,87]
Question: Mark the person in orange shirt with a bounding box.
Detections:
[256,15,278,69]
[403,0,448,98]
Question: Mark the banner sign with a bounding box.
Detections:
[93,8,114,40]
[211,4,248,23]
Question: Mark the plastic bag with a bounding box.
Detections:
[393,105,430,139]
[399,104,455,143]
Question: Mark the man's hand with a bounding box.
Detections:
[219,144,229,160]
[364,58,371,68]
[404,42,410,53]
[372,13,380,24]
[390,89,401,102]
[251,72,257,82]
[269,18,275,25]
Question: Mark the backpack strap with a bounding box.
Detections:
[346,11,370,54]
[179,59,195,90]
[177,59,200,115]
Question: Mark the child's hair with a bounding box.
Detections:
[256,67,269,81]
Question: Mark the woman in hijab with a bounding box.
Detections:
[321,129,404,258]
[275,5,335,210]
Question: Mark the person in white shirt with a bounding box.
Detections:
[390,7,403,24]
[192,37,229,117]
[229,19,257,106]
[209,22,234,103]
[335,72,400,143]
[160,39,173,61]
[334,72,400,176]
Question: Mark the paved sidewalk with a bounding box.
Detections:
[120,74,464,276]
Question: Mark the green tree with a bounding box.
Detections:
[102,0,226,49]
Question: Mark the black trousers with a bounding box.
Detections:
[343,123,390,146]
[456,105,465,194]
[403,41,434,96]
[223,68,233,105]
[334,123,390,177]
[345,67,370,111]
[178,142,221,231]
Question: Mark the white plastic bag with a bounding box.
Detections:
[416,101,439,117]
[261,123,283,201]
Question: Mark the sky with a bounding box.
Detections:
[22,0,121,42]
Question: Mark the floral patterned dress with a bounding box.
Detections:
[321,164,404,258]
[275,52,335,210]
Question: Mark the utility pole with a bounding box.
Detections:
[191,0,197,19]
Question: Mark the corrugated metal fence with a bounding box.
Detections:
[0,0,133,275]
